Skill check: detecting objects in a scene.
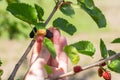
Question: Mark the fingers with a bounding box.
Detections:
[25,35,51,80]
[38,45,50,63]
[26,27,68,80]
[57,36,68,73]
[30,36,51,65]
[30,36,44,65]
[51,28,68,74]
[53,29,61,44]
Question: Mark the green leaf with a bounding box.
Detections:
[0,69,3,76]
[108,59,120,73]
[7,3,37,24]
[64,45,80,65]
[79,0,94,7]
[108,50,120,73]
[60,3,75,17]
[71,40,95,57]
[43,38,56,58]
[35,4,44,21]
[100,39,108,58]
[35,23,45,30]
[108,50,116,56]
[108,50,120,60]
[111,38,120,43]
[53,17,77,35]
[77,0,106,28]
[44,64,53,74]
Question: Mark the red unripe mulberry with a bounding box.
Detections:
[100,62,106,66]
[102,71,111,80]
[98,68,103,77]
[73,65,82,73]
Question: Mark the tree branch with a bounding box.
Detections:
[52,52,120,80]
[8,0,64,80]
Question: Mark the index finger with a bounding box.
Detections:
[30,36,44,65]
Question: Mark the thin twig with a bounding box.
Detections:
[8,39,35,80]
[44,0,63,26]
[52,52,120,80]
[8,0,64,80]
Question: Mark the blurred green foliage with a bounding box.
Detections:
[0,0,108,40]
[0,0,30,40]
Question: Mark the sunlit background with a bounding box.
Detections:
[0,0,120,80]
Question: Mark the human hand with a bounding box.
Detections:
[24,27,68,80]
